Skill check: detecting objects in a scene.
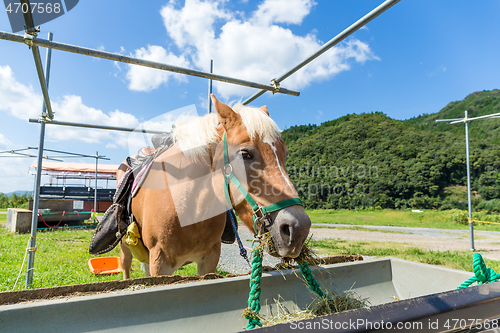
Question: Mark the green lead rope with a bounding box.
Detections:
[457,253,500,289]
[244,243,264,329]
[220,133,319,329]
[299,261,326,299]
[244,248,327,330]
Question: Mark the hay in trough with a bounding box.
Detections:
[263,289,369,326]
[308,289,369,316]
[263,295,315,326]
[257,233,369,326]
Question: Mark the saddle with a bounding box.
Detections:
[89,134,236,255]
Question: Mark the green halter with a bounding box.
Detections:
[222,133,302,234]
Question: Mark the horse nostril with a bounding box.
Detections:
[280,224,291,245]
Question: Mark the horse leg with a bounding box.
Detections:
[119,240,133,280]
[148,246,180,276]
[196,242,221,275]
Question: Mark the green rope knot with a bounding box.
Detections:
[457,253,500,289]
[243,239,327,329]
[243,307,263,329]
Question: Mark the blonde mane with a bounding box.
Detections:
[172,103,280,161]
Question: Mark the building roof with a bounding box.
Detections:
[30,162,120,179]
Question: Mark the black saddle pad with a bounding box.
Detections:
[89,203,128,255]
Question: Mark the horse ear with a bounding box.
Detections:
[259,105,269,116]
[210,94,238,125]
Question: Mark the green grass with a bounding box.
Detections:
[3,208,500,292]
[0,228,228,292]
[306,208,500,231]
[310,238,500,273]
[312,225,412,234]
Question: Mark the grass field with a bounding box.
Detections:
[310,238,500,274]
[0,211,229,292]
[0,227,224,292]
[1,208,497,292]
[306,208,500,231]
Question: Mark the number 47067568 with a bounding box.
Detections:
[6,2,61,15]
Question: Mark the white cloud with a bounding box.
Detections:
[316,110,323,120]
[427,65,447,77]
[0,65,176,149]
[0,157,34,193]
[0,132,12,148]
[160,0,232,49]
[0,65,43,119]
[252,0,316,25]
[46,95,140,145]
[137,0,381,99]
[126,105,195,156]
[126,45,190,92]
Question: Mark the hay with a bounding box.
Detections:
[257,233,320,269]
[308,289,369,316]
[256,232,276,255]
[258,233,369,326]
[263,290,369,326]
[263,296,315,326]
[292,236,321,266]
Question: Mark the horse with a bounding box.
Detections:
[117,94,311,279]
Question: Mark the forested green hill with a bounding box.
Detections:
[406,89,500,142]
[282,90,500,211]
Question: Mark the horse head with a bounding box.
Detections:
[211,95,311,258]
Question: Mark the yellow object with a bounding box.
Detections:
[469,219,500,225]
[125,222,149,263]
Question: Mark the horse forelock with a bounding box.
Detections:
[232,103,280,142]
[172,104,280,161]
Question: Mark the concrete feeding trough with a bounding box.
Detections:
[2,257,498,333]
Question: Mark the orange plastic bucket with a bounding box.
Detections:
[88,257,122,275]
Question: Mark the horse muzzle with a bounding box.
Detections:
[266,205,311,258]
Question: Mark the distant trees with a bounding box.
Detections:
[281,90,500,211]
[0,192,32,209]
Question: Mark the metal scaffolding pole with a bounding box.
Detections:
[94,151,98,213]
[464,111,474,250]
[26,31,53,289]
[243,0,401,105]
[20,0,54,119]
[0,31,299,98]
[435,110,500,251]
[29,118,169,135]
[208,60,213,114]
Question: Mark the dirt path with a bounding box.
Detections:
[310,224,500,261]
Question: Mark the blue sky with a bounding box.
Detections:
[0,0,499,193]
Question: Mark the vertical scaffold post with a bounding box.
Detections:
[26,32,53,289]
[94,151,98,213]
[208,60,213,114]
[465,111,474,251]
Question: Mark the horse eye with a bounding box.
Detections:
[240,150,252,160]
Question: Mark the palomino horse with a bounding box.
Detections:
[118,95,311,279]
